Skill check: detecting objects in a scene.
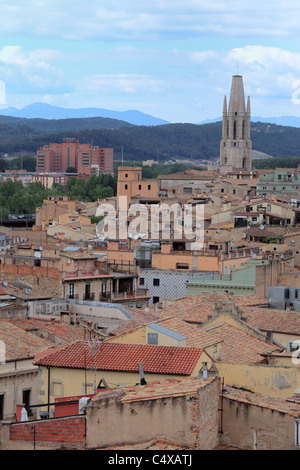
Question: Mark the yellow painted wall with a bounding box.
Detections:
[216,361,300,399]
[106,327,187,348]
[105,328,146,345]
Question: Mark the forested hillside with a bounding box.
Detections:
[0,115,300,161]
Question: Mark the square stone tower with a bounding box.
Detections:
[220,75,252,170]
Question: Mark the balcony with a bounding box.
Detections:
[99,288,149,302]
[83,293,95,301]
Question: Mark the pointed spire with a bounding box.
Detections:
[246,96,251,115]
[228,75,246,115]
[223,95,227,116]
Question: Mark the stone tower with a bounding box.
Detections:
[220,75,252,170]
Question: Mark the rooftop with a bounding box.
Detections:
[33,341,207,376]
[95,376,218,404]
[224,386,300,418]
[0,320,52,361]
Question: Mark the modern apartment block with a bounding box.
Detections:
[36,138,114,175]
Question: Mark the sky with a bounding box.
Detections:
[0,1,300,123]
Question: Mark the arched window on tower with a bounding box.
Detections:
[242,120,245,139]
[242,157,246,169]
[233,120,237,140]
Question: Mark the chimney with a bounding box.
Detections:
[138,363,147,385]
[266,330,274,344]
[202,362,208,380]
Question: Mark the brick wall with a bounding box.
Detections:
[0,264,62,298]
[9,416,86,449]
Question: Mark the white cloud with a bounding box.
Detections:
[0,1,300,41]
[0,45,64,91]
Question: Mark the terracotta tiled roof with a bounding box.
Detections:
[155,293,267,324]
[241,307,300,335]
[116,376,216,403]
[33,341,205,375]
[92,376,217,406]
[109,309,163,337]
[203,322,280,364]
[153,316,222,348]
[0,320,53,361]
[8,317,85,345]
[224,386,300,418]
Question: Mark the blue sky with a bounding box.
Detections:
[1,1,300,123]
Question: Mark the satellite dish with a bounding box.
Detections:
[3,281,7,286]
[145,307,149,313]
[260,225,265,230]
[216,228,221,233]
[39,246,43,251]
[128,233,133,238]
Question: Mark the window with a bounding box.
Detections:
[153,296,160,304]
[125,173,128,178]
[153,278,160,286]
[140,277,144,286]
[183,187,192,194]
[176,263,189,269]
[22,389,33,416]
[51,380,64,397]
[125,184,128,190]
[138,184,141,190]
[68,283,75,298]
[147,332,158,345]
[148,185,151,190]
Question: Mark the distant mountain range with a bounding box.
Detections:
[0,103,169,126]
[1,103,300,128]
[200,116,300,128]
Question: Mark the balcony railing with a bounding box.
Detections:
[99,289,149,302]
[83,293,95,301]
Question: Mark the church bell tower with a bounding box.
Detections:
[220,74,252,170]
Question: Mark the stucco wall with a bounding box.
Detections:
[85,377,220,449]
[217,362,300,399]
[221,395,298,450]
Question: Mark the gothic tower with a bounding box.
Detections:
[220,75,252,170]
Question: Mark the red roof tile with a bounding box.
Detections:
[8,317,85,345]
[224,386,300,418]
[203,322,280,364]
[0,320,52,361]
[33,341,205,375]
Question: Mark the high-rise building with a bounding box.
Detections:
[220,75,252,170]
[36,138,114,175]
